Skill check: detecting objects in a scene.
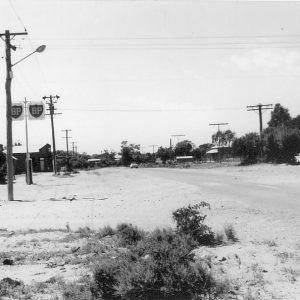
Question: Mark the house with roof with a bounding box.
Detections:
[12,143,53,174]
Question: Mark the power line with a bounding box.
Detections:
[58,106,245,112]
[7,0,27,32]
[30,34,300,41]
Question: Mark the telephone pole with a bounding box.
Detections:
[247,104,273,134]
[149,144,158,162]
[62,129,72,171]
[1,30,28,201]
[209,122,229,163]
[43,95,61,174]
[72,142,77,156]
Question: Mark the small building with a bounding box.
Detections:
[12,144,53,174]
[87,158,101,167]
[206,145,232,162]
[176,156,194,163]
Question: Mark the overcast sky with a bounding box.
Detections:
[1,0,300,154]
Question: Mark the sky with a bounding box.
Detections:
[1,0,300,154]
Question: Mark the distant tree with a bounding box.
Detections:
[156,147,174,163]
[92,150,116,166]
[281,134,300,163]
[174,140,194,156]
[120,141,140,166]
[212,130,235,147]
[265,135,281,163]
[232,132,261,164]
[289,115,300,129]
[268,103,291,128]
[192,143,212,161]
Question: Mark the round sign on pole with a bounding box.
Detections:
[11,103,24,121]
[28,102,45,120]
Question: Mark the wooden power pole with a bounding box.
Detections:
[1,30,28,201]
[247,104,273,134]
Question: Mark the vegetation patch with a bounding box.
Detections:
[56,202,234,300]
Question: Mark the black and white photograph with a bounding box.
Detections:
[0,0,300,299]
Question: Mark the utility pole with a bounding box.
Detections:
[149,144,158,162]
[43,95,61,174]
[72,142,76,156]
[209,123,229,163]
[247,104,273,134]
[1,30,28,201]
[62,129,72,171]
[24,98,33,184]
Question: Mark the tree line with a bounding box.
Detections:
[57,103,300,169]
[120,103,300,166]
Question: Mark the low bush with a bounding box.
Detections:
[97,225,115,238]
[61,202,230,300]
[172,202,215,245]
[116,223,145,246]
[62,281,93,300]
[92,228,219,299]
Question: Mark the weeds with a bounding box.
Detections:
[96,225,115,238]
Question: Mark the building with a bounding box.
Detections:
[176,156,194,163]
[206,145,232,162]
[12,144,53,174]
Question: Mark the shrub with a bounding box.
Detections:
[224,224,238,242]
[62,281,93,300]
[76,226,94,238]
[97,225,115,238]
[116,223,145,246]
[172,202,215,245]
[92,228,219,299]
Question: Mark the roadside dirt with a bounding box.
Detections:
[0,163,299,299]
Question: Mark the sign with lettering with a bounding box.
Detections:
[28,102,45,120]
[11,103,24,121]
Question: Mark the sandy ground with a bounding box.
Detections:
[0,163,299,299]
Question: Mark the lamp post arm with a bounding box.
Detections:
[11,50,37,67]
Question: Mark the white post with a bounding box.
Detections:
[24,98,32,184]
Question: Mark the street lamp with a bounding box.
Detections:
[12,45,46,67]
[3,30,46,200]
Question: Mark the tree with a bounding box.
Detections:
[268,103,291,128]
[232,132,262,164]
[265,135,281,163]
[156,147,174,163]
[281,134,300,163]
[174,140,194,156]
[289,115,300,129]
[212,130,235,147]
[192,143,212,161]
[120,141,140,166]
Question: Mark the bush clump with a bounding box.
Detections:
[92,228,218,300]
[172,202,215,245]
[62,203,230,300]
[116,223,145,246]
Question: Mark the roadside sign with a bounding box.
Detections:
[28,102,45,120]
[11,103,24,121]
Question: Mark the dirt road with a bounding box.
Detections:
[0,164,299,299]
